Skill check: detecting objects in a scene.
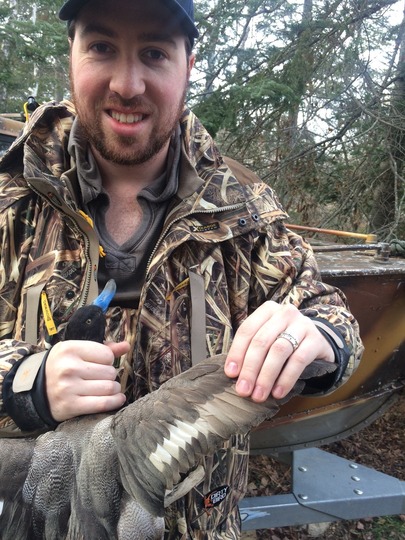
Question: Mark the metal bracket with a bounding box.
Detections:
[240,447,405,531]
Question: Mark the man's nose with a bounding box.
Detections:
[109,60,146,99]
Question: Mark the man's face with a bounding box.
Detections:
[69,0,194,167]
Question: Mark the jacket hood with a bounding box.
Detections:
[0,101,75,175]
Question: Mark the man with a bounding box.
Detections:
[0,0,362,537]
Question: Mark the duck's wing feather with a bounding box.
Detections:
[0,354,336,537]
[111,354,337,517]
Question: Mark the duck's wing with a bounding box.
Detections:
[111,354,337,517]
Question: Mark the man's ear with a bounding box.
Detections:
[68,37,73,48]
[188,53,196,74]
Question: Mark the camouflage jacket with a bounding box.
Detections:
[0,101,363,539]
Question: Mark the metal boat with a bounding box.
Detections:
[251,230,405,453]
[243,228,405,531]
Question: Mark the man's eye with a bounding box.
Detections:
[90,43,112,54]
[145,49,166,61]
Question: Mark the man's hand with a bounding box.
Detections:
[45,340,130,422]
[224,301,334,402]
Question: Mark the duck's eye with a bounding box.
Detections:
[85,318,92,325]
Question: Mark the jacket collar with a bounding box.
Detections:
[1,101,284,219]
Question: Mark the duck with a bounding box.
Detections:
[0,281,337,539]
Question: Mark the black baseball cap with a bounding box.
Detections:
[59,0,199,43]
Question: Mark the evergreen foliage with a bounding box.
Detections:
[0,0,68,113]
[1,0,404,239]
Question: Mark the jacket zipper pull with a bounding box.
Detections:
[41,291,57,336]
[78,210,106,258]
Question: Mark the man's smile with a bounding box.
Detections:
[109,111,145,124]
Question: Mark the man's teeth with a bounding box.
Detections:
[111,111,143,123]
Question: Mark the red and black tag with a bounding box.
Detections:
[203,485,230,510]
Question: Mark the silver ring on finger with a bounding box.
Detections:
[277,331,299,352]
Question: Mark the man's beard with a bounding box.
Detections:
[71,90,187,167]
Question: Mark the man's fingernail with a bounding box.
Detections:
[236,379,250,394]
[252,386,264,401]
[272,385,284,398]
[226,361,239,376]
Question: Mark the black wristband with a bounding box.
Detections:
[300,318,351,394]
[311,317,351,377]
[32,350,59,429]
[3,351,58,431]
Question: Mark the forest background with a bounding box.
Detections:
[1,0,405,239]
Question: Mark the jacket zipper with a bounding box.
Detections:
[66,219,93,308]
[145,202,246,276]
[26,179,94,309]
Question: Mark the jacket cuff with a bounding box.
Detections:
[3,350,58,431]
[301,318,351,394]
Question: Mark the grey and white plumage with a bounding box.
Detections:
[0,280,337,538]
[0,354,336,539]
